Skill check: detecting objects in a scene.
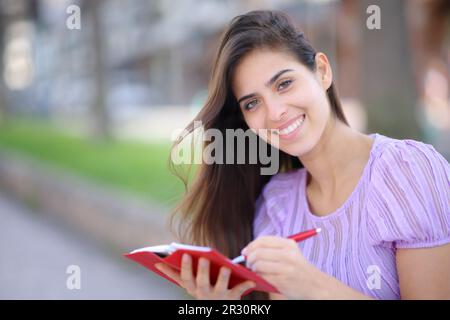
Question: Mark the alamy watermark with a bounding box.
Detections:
[366,5,381,30]
[366,265,381,290]
[171,121,280,175]
[66,265,81,290]
[66,5,81,30]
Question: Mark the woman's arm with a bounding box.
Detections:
[267,242,450,299]
[244,235,374,299]
[396,243,450,299]
[305,268,374,300]
[269,270,374,300]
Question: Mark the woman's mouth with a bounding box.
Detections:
[272,114,305,140]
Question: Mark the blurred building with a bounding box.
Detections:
[0,0,449,154]
[0,0,341,110]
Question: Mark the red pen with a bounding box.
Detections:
[288,227,322,242]
[231,228,322,264]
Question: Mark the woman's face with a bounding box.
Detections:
[232,48,333,157]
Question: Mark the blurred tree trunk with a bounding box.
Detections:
[85,0,110,140]
[0,8,10,124]
[360,0,421,139]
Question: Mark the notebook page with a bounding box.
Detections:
[170,242,212,252]
[129,244,174,255]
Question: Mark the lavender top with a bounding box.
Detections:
[253,133,450,299]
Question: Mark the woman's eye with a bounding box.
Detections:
[277,79,292,91]
[244,99,258,111]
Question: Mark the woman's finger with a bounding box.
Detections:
[248,260,284,275]
[196,258,211,295]
[245,247,294,269]
[180,254,196,294]
[154,263,183,285]
[213,267,231,294]
[230,280,256,298]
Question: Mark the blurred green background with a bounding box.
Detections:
[0,117,181,205]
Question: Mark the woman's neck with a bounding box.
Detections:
[298,118,373,198]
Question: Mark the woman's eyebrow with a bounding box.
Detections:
[237,69,294,104]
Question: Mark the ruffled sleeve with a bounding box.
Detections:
[366,138,450,249]
[252,170,300,239]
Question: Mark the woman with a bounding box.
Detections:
[155,10,450,300]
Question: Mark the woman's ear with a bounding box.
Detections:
[315,52,333,91]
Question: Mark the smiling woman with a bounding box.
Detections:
[156,10,450,300]
[232,49,340,154]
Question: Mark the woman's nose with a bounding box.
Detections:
[266,100,288,123]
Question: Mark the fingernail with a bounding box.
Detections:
[241,247,248,255]
[182,254,189,263]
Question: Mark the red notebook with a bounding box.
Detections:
[124,242,279,297]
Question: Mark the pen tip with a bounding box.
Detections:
[316,228,322,233]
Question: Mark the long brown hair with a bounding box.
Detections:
[168,10,348,300]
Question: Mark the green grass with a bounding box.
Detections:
[0,118,186,207]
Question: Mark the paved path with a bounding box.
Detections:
[0,192,190,299]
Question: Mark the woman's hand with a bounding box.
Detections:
[155,254,256,300]
[242,235,322,300]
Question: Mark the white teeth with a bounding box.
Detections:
[275,115,305,135]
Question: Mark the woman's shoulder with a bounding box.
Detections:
[373,133,447,161]
[366,134,450,249]
[370,133,449,179]
[368,133,449,204]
